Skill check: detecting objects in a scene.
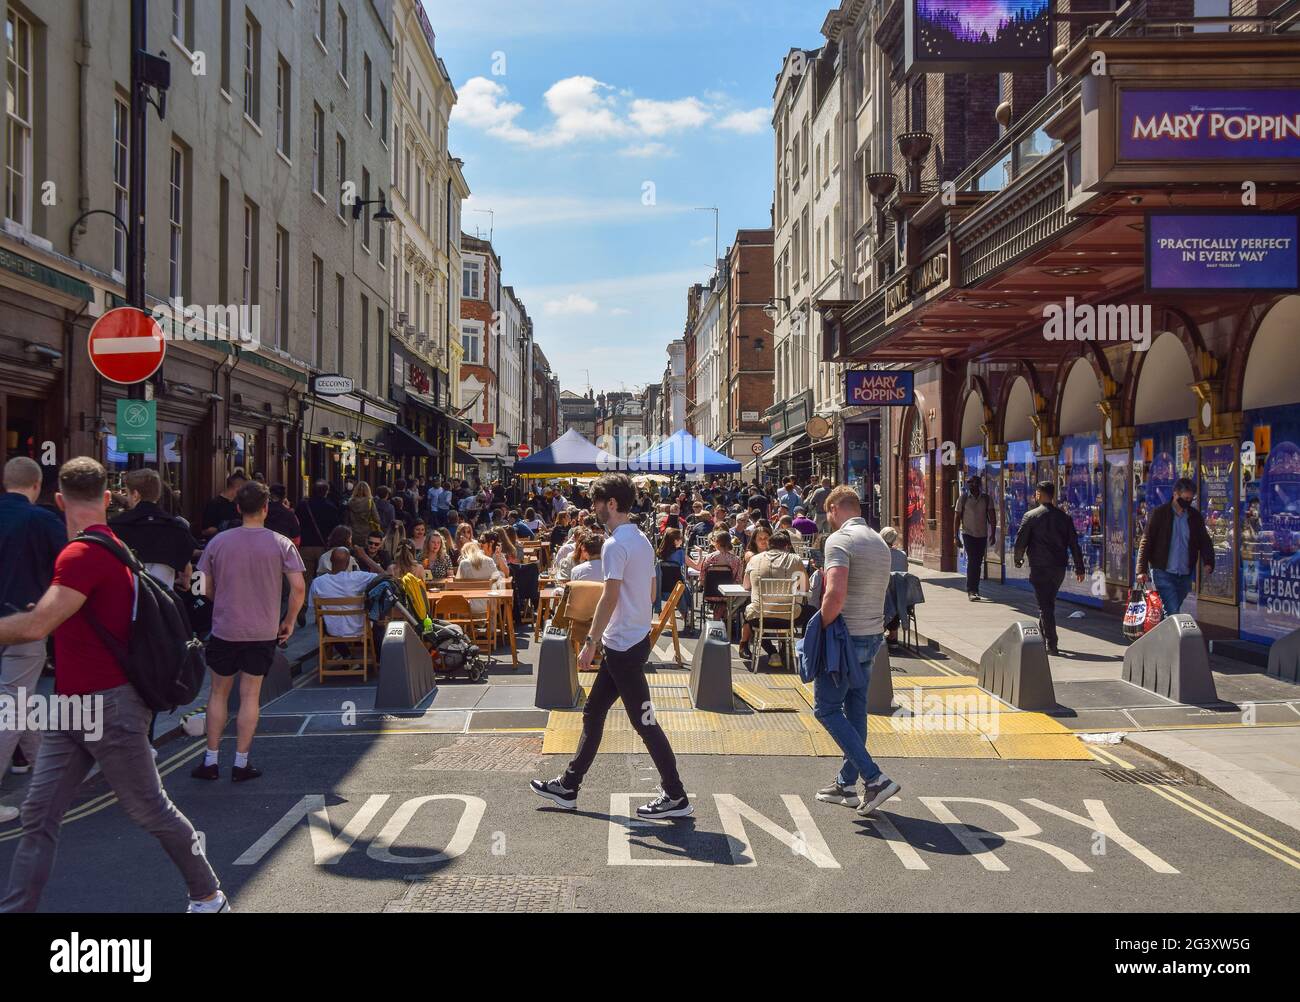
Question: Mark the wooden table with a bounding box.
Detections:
[533,587,562,642]
[717,583,750,643]
[428,587,519,668]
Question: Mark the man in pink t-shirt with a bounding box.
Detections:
[193,481,305,783]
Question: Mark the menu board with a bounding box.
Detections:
[1198,442,1237,603]
[906,454,929,562]
[1241,405,1300,644]
[1105,451,1132,585]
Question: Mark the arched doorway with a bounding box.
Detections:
[1239,296,1300,644]
[1057,359,1105,606]
[1003,375,1038,591]
[958,388,991,582]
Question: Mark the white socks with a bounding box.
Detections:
[234,752,249,769]
[204,749,219,767]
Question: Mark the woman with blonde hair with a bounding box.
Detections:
[454,522,475,558]
[456,539,501,619]
[436,527,456,564]
[425,528,454,581]
[346,480,380,540]
[392,540,424,581]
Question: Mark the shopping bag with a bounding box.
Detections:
[1142,587,1165,634]
[1122,589,1147,641]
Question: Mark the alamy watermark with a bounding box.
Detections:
[1042,297,1152,353]
[0,689,103,742]
[149,296,262,350]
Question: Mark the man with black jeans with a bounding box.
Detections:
[1013,481,1084,656]
[955,474,996,601]
[531,473,692,820]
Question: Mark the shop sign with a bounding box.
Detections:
[846,370,916,407]
[884,251,950,325]
[1120,88,1300,162]
[115,398,156,454]
[473,422,495,446]
[1146,212,1299,293]
[408,363,432,395]
[311,374,354,397]
[885,272,913,324]
[904,0,1051,75]
[0,246,93,301]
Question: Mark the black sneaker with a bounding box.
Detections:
[530,777,577,810]
[191,762,220,781]
[231,764,262,783]
[1047,643,1060,656]
[10,749,30,775]
[816,783,861,808]
[857,774,901,816]
[969,593,980,602]
[738,643,754,662]
[636,792,694,820]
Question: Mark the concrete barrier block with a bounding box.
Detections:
[376,622,438,712]
[689,623,734,712]
[978,621,1056,711]
[868,641,894,715]
[1123,614,1217,704]
[536,624,579,709]
[1267,627,1300,685]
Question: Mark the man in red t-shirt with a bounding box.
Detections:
[0,458,226,913]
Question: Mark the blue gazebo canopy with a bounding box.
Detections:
[630,430,742,475]
[514,429,621,477]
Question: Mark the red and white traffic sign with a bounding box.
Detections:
[517,444,532,460]
[87,307,166,384]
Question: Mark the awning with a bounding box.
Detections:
[759,433,808,465]
[389,426,439,458]
[453,447,478,467]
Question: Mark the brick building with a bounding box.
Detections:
[720,229,775,463]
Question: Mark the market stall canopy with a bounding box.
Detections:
[630,430,742,475]
[514,429,623,478]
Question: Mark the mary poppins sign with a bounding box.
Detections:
[846,370,916,407]
[1120,89,1300,160]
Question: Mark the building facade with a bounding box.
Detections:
[720,228,775,464]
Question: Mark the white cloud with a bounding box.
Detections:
[610,307,633,317]
[451,77,533,144]
[718,108,770,134]
[618,142,674,158]
[628,97,710,136]
[542,76,632,144]
[543,294,601,316]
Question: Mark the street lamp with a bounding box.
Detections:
[762,297,791,322]
[351,191,397,223]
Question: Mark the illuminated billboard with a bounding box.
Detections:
[905,0,1052,75]
[1146,212,1300,294]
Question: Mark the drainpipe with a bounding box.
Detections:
[71,0,91,254]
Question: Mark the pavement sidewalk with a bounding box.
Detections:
[908,564,1300,833]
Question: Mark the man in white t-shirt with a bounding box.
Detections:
[308,548,379,638]
[531,474,691,820]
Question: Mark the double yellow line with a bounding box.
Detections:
[0,739,208,843]
[1090,744,1300,872]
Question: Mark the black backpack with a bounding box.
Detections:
[76,531,207,712]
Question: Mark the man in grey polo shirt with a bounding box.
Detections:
[814,486,901,817]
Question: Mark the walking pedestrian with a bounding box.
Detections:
[0,458,226,912]
[1013,481,1085,656]
[955,474,997,601]
[813,486,901,816]
[192,481,306,783]
[1136,477,1214,618]
[531,473,692,819]
[200,472,247,539]
[295,480,341,593]
[0,458,67,818]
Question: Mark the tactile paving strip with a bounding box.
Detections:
[867,732,999,759]
[733,679,805,712]
[988,733,1093,760]
[721,731,816,756]
[892,675,980,688]
[962,712,1071,736]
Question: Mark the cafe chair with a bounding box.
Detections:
[435,593,494,650]
[701,566,735,623]
[657,561,695,633]
[751,576,802,674]
[315,596,373,682]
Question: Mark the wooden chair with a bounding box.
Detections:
[434,593,494,650]
[751,575,803,673]
[647,580,685,665]
[552,582,604,666]
[315,596,373,681]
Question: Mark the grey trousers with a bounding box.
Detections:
[0,640,46,778]
[0,683,220,912]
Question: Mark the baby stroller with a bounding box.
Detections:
[381,574,492,683]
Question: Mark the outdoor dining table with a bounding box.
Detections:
[427,585,520,668]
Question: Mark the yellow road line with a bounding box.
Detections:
[1089,745,1300,870]
[900,645,964,677]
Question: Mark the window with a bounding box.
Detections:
[337,7,348,80]
[242,14,260,124]
[168,145,184,300]
[462,321,483,364]
[800,207,810,278]
[361,293,370,389]
[335,134,346,218]
[378,200,387,266]
[311,104,324,194]
[4,10,32,229]
[273,228,288,350]
[241,199,258,307]
[335,274,345,370]
[219,0,231,91]
[463,260,482,300]
[360,167,371,250]
[363,54,372,123]
[315,0,326,45]
[379,83,389,146]
[218,176,229,302]
[312,255,324,365]
[171,0,194,49]
[376,308,385,394]
[112,99,129,275]
[403,146,411,197]
[275,57,291,156]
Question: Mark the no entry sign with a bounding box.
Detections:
[87,307,166,384]
[517,444,531,460]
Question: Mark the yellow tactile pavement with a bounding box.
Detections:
[544,669,1091,761]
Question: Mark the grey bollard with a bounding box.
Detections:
[1267,626,1300,685]
[1124,614,1218,704]
[868,642,894,714]
[376,621,438,712]
[228,649,293,717]
[535,624,579,709]
[978,621,1056,711]
[689,623,734,712]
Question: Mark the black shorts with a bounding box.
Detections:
[206,637,279,678]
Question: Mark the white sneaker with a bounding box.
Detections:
[186,890,231,913]
[0,805,20,825]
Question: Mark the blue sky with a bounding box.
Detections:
[427,0,819,396]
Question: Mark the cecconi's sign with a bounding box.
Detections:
[311,374,354,397]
